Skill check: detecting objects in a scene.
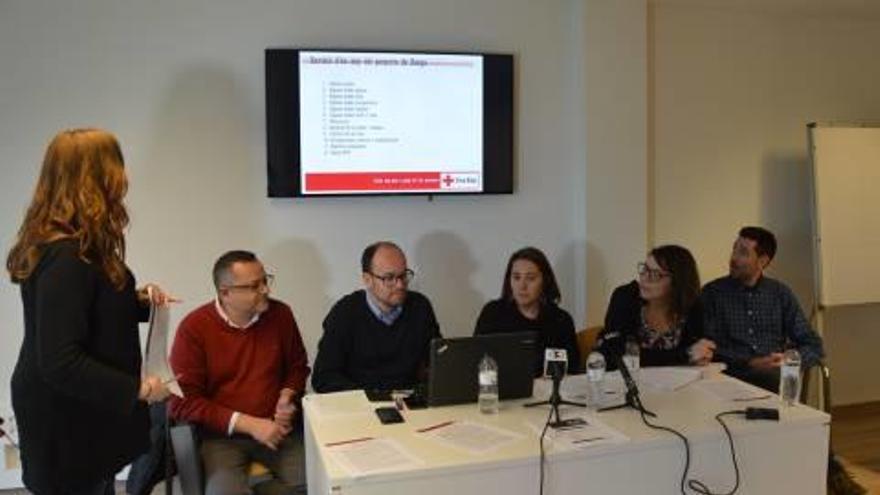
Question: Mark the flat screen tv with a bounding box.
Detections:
[266,49,514,197]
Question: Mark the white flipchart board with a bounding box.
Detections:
[809,122,880,307]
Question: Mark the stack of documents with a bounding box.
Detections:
[696,380,775,403]
[326,437,422,477]
[416,420,522,454]
[144,305,183,397]
[526,415,628,451]
[638,367,702,392]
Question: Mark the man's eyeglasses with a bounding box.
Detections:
[224,274,275,292]
[368,269,414,287]
[637,262,669,282]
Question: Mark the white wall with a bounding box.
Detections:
[584,0,650,324]
[650,1,880,405]
[0,0,650,448]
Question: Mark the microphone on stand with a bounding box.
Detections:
[596,331,656,417]
[525,349,585,427]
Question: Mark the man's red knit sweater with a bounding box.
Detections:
[169,299,310,434]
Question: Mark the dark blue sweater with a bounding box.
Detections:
[312,290,441,392]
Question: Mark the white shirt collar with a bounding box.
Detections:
[214,298,261,329]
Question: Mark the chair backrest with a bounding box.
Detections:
[577,326,603,365]
[249,461,270,477]
[801,362,831,412]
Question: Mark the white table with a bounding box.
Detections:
[303,371,829,495]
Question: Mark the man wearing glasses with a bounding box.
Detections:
[169,250,310,494]
[312,241,441,393]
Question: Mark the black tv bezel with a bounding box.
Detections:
[266,48,514,198]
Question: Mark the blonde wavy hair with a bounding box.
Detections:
[6,128,130,290]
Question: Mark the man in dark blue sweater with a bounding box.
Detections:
[312,241,441,393]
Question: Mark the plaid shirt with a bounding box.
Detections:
[702,275,824,369]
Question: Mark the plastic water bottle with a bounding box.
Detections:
[585,351,607,412]
[779,349,802,406]
[623,339,641,380]
[478,354,499,414]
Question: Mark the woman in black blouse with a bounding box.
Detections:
[474,247,580,376]
[595,244,715,368]
[6,129,173,495]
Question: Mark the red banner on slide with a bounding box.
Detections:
[305,172,442,192]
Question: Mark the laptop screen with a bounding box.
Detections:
[427,332,537,407]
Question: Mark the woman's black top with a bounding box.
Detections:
[595,281,704,369]
[11,239,149,493]
[474,298,581,376]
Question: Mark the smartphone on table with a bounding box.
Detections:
[374,406,405,424]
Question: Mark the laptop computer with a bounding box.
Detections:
[427,331,538,407]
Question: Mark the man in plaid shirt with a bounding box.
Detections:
[704,228,865,494]
[702,226,824,392]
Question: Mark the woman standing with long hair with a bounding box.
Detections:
[7,129,173,494]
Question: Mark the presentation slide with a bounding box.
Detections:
[299,51,484,194]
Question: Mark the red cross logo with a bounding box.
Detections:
[442,175,455,187]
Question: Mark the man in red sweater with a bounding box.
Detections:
[170,250,310,494]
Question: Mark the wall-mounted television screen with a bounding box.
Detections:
[266,49,514,197]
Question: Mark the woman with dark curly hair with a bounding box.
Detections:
[595,244,714,368]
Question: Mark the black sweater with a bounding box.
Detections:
[311,290,441,393]
[474,299,581,375]
[11,239,149,494]
[595,281,704,369]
